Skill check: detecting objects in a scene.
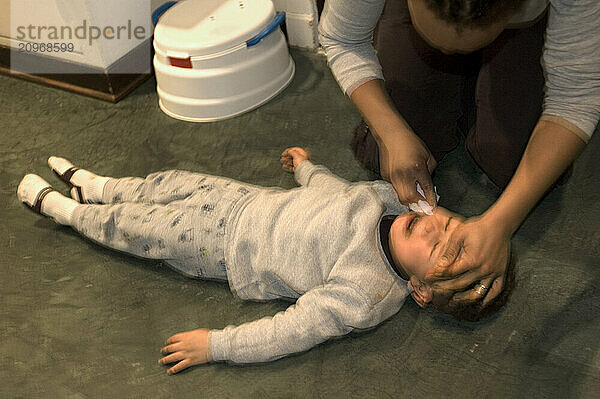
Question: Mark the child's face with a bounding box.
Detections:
[389,207,464,281]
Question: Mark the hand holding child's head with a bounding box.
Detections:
[389,207,515,321]
[281,147,310,172]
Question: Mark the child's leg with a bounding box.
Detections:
[48,157,110,204]
[18,174,79,225]
[84,175,257,279]
[102,171,228,206]
[48,156,241,207]
[70,201,229,280]
[18,174,228,280]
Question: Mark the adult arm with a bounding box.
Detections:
[318,0,438,207]
[351,81,438,206]
[426,0,599,304]
[428,120,586,304]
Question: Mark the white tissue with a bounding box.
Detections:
[408,183,440,215]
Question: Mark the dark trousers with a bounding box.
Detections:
[352,0,547,188]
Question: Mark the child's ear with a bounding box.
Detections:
[408,276,433,308]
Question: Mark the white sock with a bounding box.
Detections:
[48,156,111,203]
[70,169,110,203]
[41,192,79,225]
[17,174,79,225]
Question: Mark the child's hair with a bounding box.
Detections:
[431,248,517,321]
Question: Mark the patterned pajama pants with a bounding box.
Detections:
[70,170,257,280]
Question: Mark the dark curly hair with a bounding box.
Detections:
[431,247,517,322]
[422,0,526,28]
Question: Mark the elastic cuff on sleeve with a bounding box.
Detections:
[209,329,229,362]
[206,331,213,362]
[294,160,315,186]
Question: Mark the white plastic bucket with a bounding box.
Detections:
[152,0,295,122]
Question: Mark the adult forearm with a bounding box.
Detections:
[349,79,439,205]
[484,118,586,235]
[350,79,415,147]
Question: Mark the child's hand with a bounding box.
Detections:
[281,147,310,172]
[158,328,210,374]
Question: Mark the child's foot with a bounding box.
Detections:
[48,156,110,204]
[17,174,79,225]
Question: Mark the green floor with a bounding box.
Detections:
[1,49,599,398]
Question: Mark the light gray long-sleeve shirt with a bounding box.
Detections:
[209,161,410,363]
[318,0,600,141]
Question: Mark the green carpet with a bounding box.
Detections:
[1,49,599,398]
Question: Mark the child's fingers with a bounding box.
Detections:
[281,148,293,157]
[158,351,186,365]
[282,147,308,158]
[287,148,302,158]
[167,359,193,375]
[294,147,309,159]
[161,342,183,354]
[165,334,183,345]
[280,156,295,172]
[281,147,309,171]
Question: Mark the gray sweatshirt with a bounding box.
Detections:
[209,161,410,363]
[318,0,600,141]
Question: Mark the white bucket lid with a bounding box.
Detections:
[154,0,275,58]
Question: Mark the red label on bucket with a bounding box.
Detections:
[169,57,192,68]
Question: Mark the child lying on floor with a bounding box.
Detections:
[17,147,514,374]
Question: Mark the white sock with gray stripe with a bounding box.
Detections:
[17,174,79,225]
[48,156,111,203]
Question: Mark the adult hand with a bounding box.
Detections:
[159,328,210,374]
[281,147,310,172]
[425,215,511,306]
[379,133,437,208]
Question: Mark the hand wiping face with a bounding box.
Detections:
[408,182,440,215]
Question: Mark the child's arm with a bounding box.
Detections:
[159,282,373,371]
[211,282,373,363]
[281,147,350,189]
